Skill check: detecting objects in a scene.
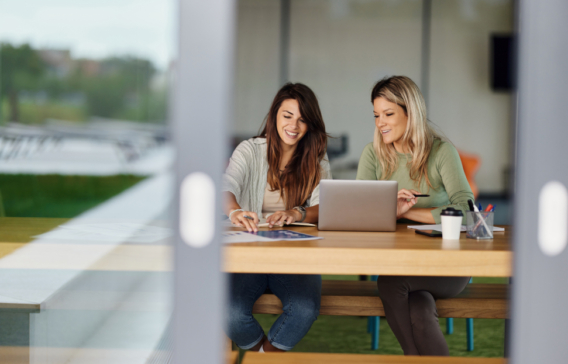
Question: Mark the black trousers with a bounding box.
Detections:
[376,275,470,356]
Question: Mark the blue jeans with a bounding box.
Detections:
[227,273,321,351]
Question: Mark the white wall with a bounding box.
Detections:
[233,0,281,136]
[289,0,423,164]
[234,0,514,193]
[429,0,514,193]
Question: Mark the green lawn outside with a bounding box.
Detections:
[251,275,506,358]
[255,312,504,357]
[0,174,145,217]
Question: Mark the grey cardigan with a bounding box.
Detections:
[222,137,332,216]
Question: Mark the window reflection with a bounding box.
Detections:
[0,1,174,363]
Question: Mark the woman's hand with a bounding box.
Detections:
[230,210,259,232]
[396,189,421,218]
[266,210,301,228]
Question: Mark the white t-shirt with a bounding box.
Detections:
[262,184,285,218]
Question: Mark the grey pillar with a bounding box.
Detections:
[511,1,568,363]
[172,1,235,363]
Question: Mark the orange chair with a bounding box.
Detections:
[458,150,481,199]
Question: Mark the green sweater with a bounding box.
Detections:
[356,139,474,224]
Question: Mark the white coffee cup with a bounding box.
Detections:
[440,207,463,240]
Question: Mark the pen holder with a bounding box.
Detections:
[466,211,494,239]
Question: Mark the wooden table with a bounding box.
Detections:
[224,224,512,277]
[242,352,506,363]
[0,218,511,277]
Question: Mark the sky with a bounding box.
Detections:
[0,0,177,70]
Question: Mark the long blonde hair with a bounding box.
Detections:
[371,76,440,189]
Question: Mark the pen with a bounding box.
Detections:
[413,194,430,197]
[244,215,254,221]
[468,199,475,211]
[472,204,491,236]
[484,204,494,212]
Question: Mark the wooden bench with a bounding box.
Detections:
[253,280,508,319]
[227,350,238,364]
[242,352,506,363]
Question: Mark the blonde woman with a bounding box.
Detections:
[357,76,474,356]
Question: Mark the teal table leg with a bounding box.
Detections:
[446,317,454,334]
[371,316,380,350]
[369,275,379,350]
[466,318,474,351]
[466,277,474,351]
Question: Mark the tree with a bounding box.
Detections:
[71,56,157,120]
[0,43,46,122]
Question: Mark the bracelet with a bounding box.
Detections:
[229,209,244,221]
[292,206,306,222]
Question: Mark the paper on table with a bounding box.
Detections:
[246,230,322,241]
[407,224,505,232]
[223,229,323,244]
[34,223,173,243]
[223,231,275,244]
[223,219,316,228]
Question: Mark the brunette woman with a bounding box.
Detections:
[223,83,330,352]
[357,76,474,356]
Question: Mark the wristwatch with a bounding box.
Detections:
[292,206,306,222]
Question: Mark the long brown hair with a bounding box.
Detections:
[258,83,328,210]
[371,76,440,189]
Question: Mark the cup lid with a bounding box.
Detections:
[441,207,463,217]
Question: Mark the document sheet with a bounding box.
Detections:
[223,219,316,228]
[34,223,173,243]
[223,229,322,244]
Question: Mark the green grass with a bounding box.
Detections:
[0,174,145,217]
[250,275,506,358]
[3,101,88,124]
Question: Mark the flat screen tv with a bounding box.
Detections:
[491,34,516,91]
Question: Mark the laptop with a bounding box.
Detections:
[318,180,398,231]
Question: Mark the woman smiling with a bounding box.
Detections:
[357,76,474,356]
[223,83,330,352]
[357,76,473,224]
